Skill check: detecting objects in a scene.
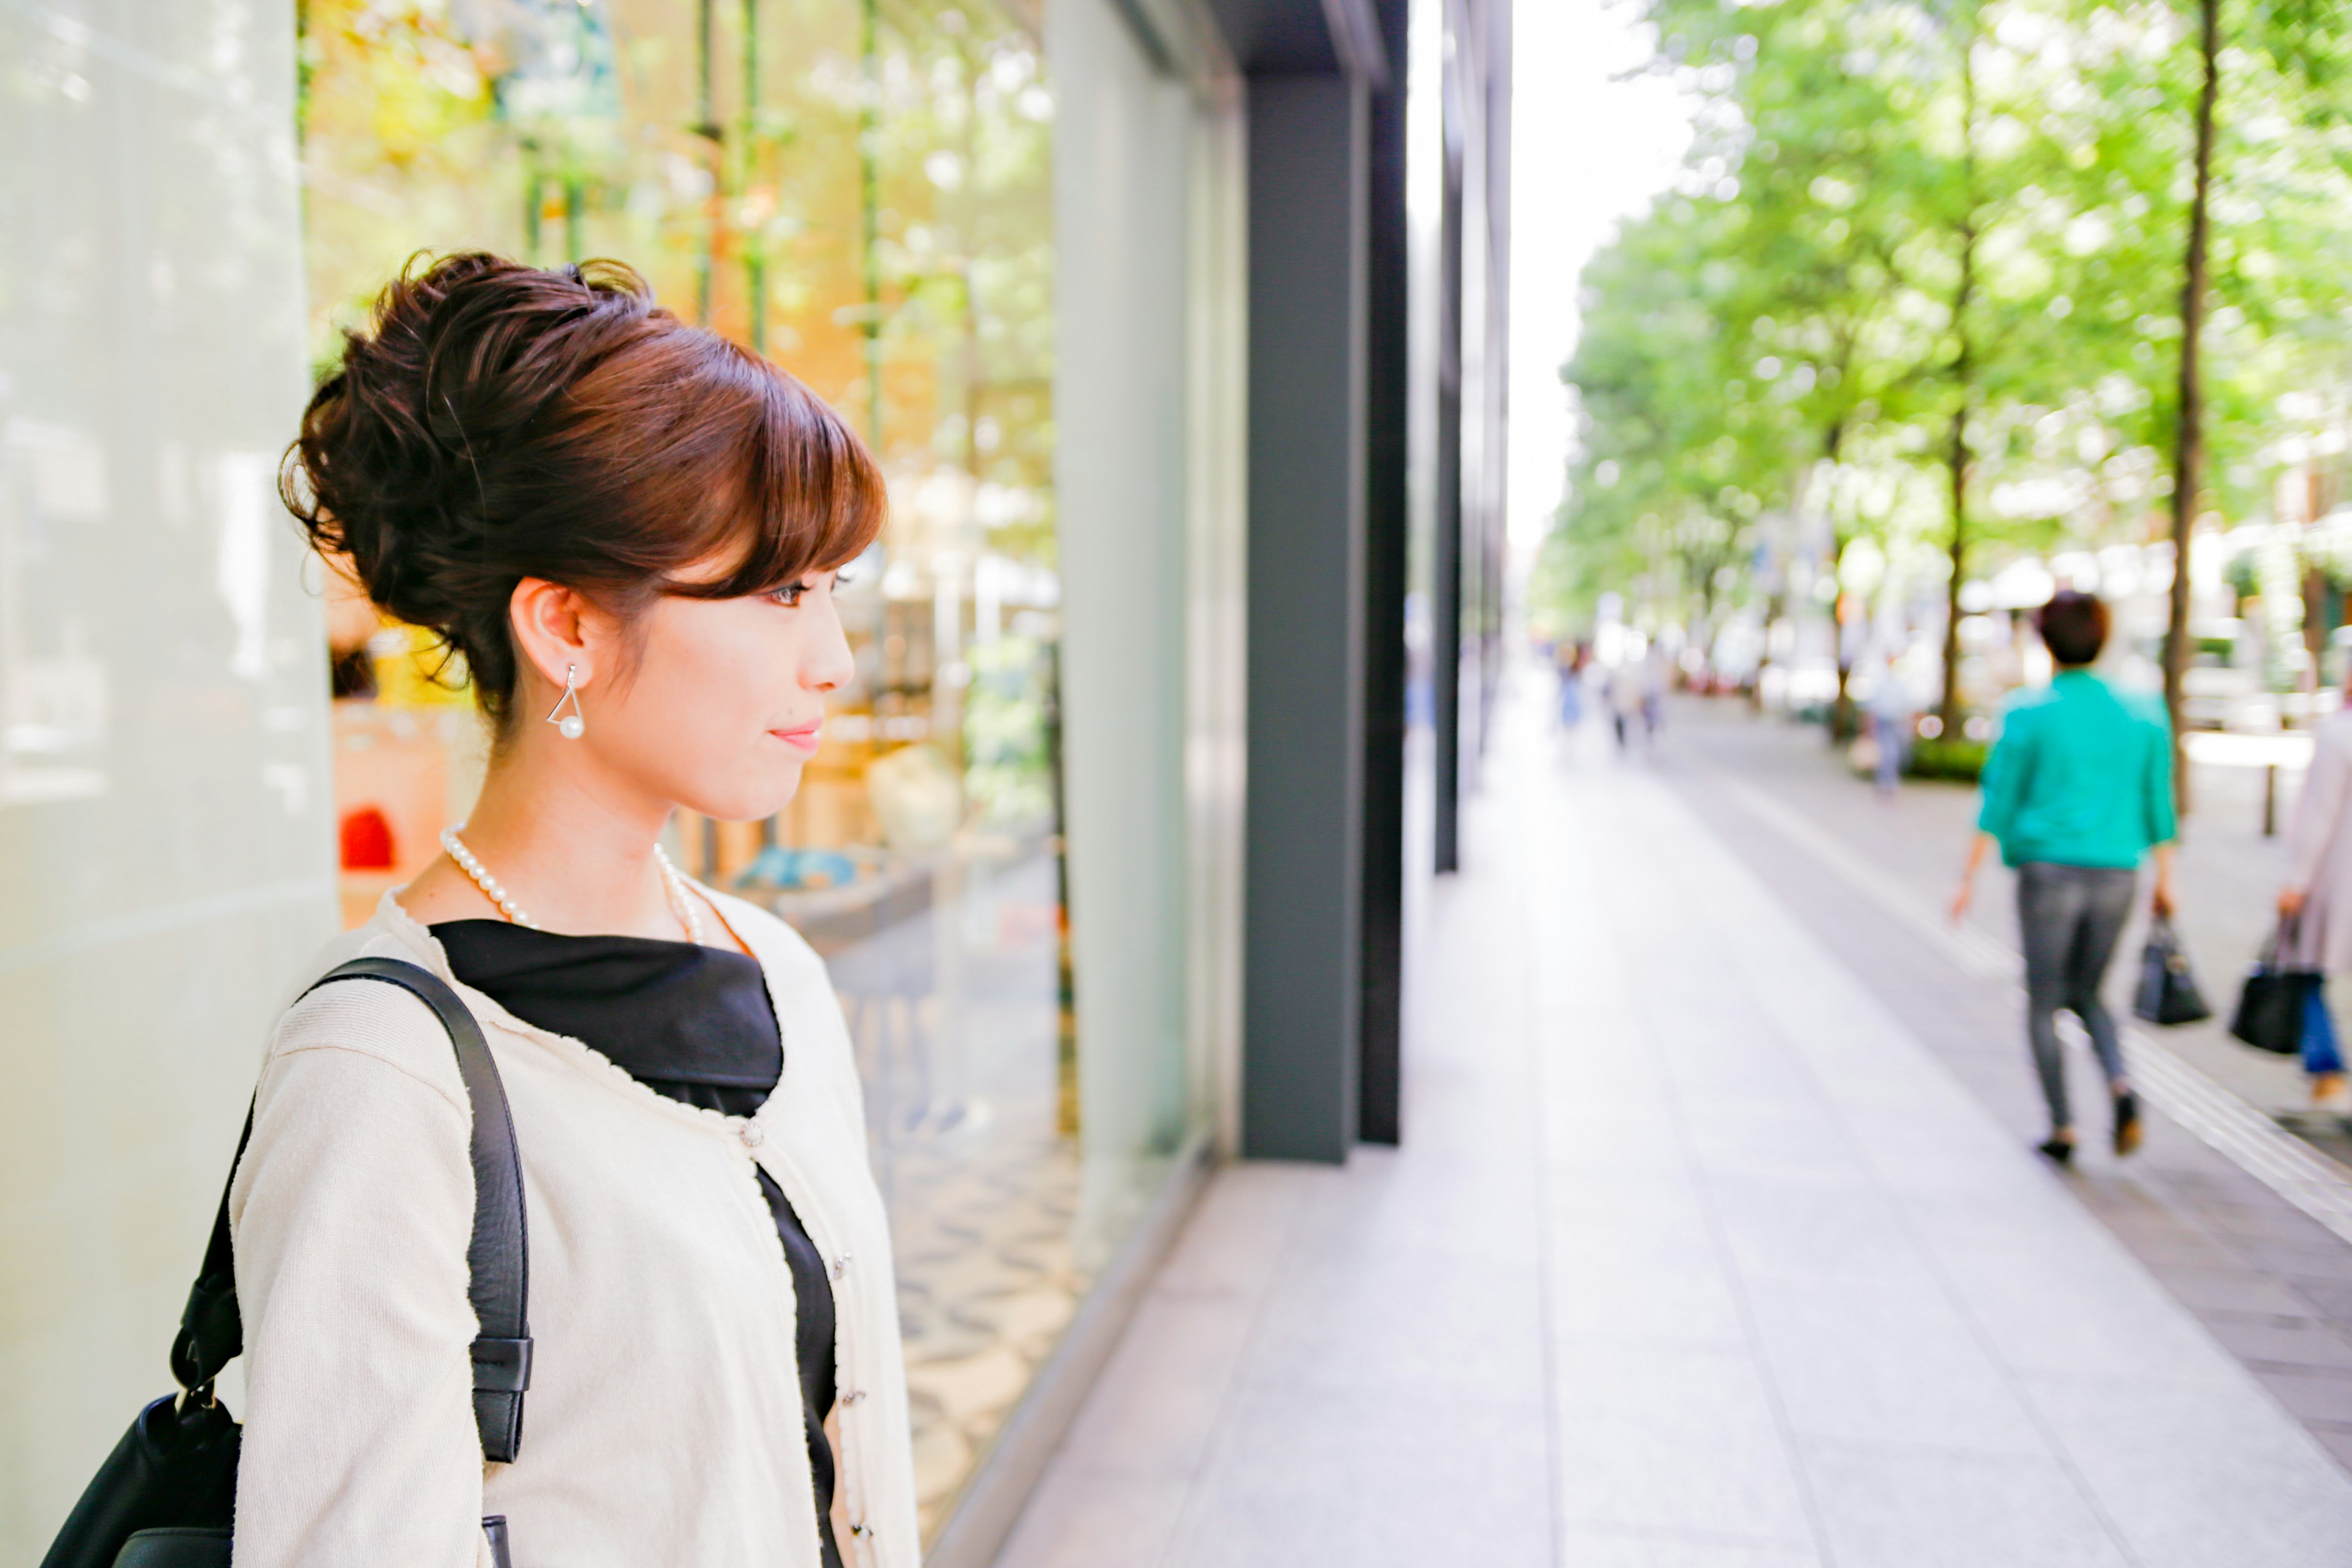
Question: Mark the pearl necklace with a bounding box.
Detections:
[439,826,706,946]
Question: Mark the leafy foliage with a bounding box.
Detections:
[1547,0,2352,683]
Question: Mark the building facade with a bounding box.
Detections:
[0,0,1509,1558]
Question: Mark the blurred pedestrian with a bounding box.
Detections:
[1640,648,1667,741]
[1868,662,1912,799]
[1951,591,2177,1164]
[1556,641,1586,730]
[2275,667,2352,1112]
[1608,654,1646,750]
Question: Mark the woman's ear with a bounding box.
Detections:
[509,578,597,692]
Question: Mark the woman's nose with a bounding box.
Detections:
[806,606,856,692]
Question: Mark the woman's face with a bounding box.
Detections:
[567,566,856,824]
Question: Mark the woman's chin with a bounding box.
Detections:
[685,761,805,825]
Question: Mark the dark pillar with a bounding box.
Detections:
[1242,73,1370,1162]
[1358,0,1408,1146]
[1432,102,1465,875]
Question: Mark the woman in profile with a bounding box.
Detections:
[238,253,916,1567]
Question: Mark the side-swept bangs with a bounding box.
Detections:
[641,336,888,603]
[556,328,886,610]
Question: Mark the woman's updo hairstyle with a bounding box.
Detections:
[282,251,885,725]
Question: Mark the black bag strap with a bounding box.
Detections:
[169,957,533,1463]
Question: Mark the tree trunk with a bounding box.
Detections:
[1821,423,1859,742]
[1831,528,1857,741]
[2165,0,2220,815]
[1942,393,1969,736]
[1940,40,1978,739]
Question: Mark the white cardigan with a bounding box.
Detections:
[227,889,919,1568]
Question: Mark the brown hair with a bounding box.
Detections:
[282,252,884,724]
[2037,590,2110,667]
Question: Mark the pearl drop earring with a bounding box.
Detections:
[546,663,586,739]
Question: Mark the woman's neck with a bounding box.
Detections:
[408,734,693,941]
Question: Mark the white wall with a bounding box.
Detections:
[0,2,336,1550]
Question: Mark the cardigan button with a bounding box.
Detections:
[831,1253,851,1280]
[739,1122,765,1148]
[842,1389,866,1405]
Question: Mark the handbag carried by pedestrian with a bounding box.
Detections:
[2231,919,2320,1057]
[40,959,530,1568]
[2133,913,2213,1025]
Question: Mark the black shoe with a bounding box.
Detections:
[2038,1136,2075,1166]
[2113,1092,2142,1156]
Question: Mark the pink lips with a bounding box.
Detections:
[774,720,823,754]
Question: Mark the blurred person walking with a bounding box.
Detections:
[1608,652,1647,750]
[1556,640,1588,730]
[1641,647,1667,741]
[1868,660,1913,799]
[2274,668,2352,1112]
[1951,592,2177,1164]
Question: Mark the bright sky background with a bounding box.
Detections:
[1507,1,1698,557]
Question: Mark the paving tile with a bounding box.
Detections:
[2233,1235,2352,1283]
[1553,1528,1823,1567]
[1707,1176,1940,1292]
[1053,1292,1257,1479]
[1925,1233,2240,1383]
[2094,1226,2246,1272]
[2202,1313,2352,1372]
[2024,1370,2352,1568]
[992,1469,1186,1568]
[1292,1143,1540,1263]
[2255,1367,2352,1424]
[1152,1164,1321,1300]
[2145,1262,2321,1316]
[1236,1234,1545,1409]
[1161,1387,1551,1568]
[2286,1275,2352,1319]
[1675,1099,1870,1185]
[2183,1200,2348,1248]
[1796,1440,2129,1568]
[1551,1338,1816,1545]
[1741,1276,2053,1456]
[1550,1221,1749,1348]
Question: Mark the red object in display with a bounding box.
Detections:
[340,805,397,870]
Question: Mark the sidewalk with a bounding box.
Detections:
[992,674,2352,1567]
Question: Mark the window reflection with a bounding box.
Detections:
[301,0,1067,1525]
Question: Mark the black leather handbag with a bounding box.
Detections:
[2231,919,2319,1057]
[2133,914,2214,1026]
[40,958,532,1568]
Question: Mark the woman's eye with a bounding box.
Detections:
[772,581,810,608]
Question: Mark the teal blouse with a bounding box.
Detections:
[1977,671,2177,869]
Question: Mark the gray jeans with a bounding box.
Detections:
[2016,862,2138,1131]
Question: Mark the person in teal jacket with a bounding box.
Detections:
[1951,591,2178,1164]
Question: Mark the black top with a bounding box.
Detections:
[432,921,844,1568]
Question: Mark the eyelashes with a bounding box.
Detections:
[770,568,849,609]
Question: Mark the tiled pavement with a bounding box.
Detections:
[992,674,2352,1567]
[1657,698,2352,1476]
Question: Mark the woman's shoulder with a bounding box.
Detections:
[262,910,472,1113]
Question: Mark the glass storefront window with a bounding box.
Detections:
[301,0,1074,1528]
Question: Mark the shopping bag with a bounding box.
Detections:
[2231,921,2318,1057]
[2133,914,2213,1026]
